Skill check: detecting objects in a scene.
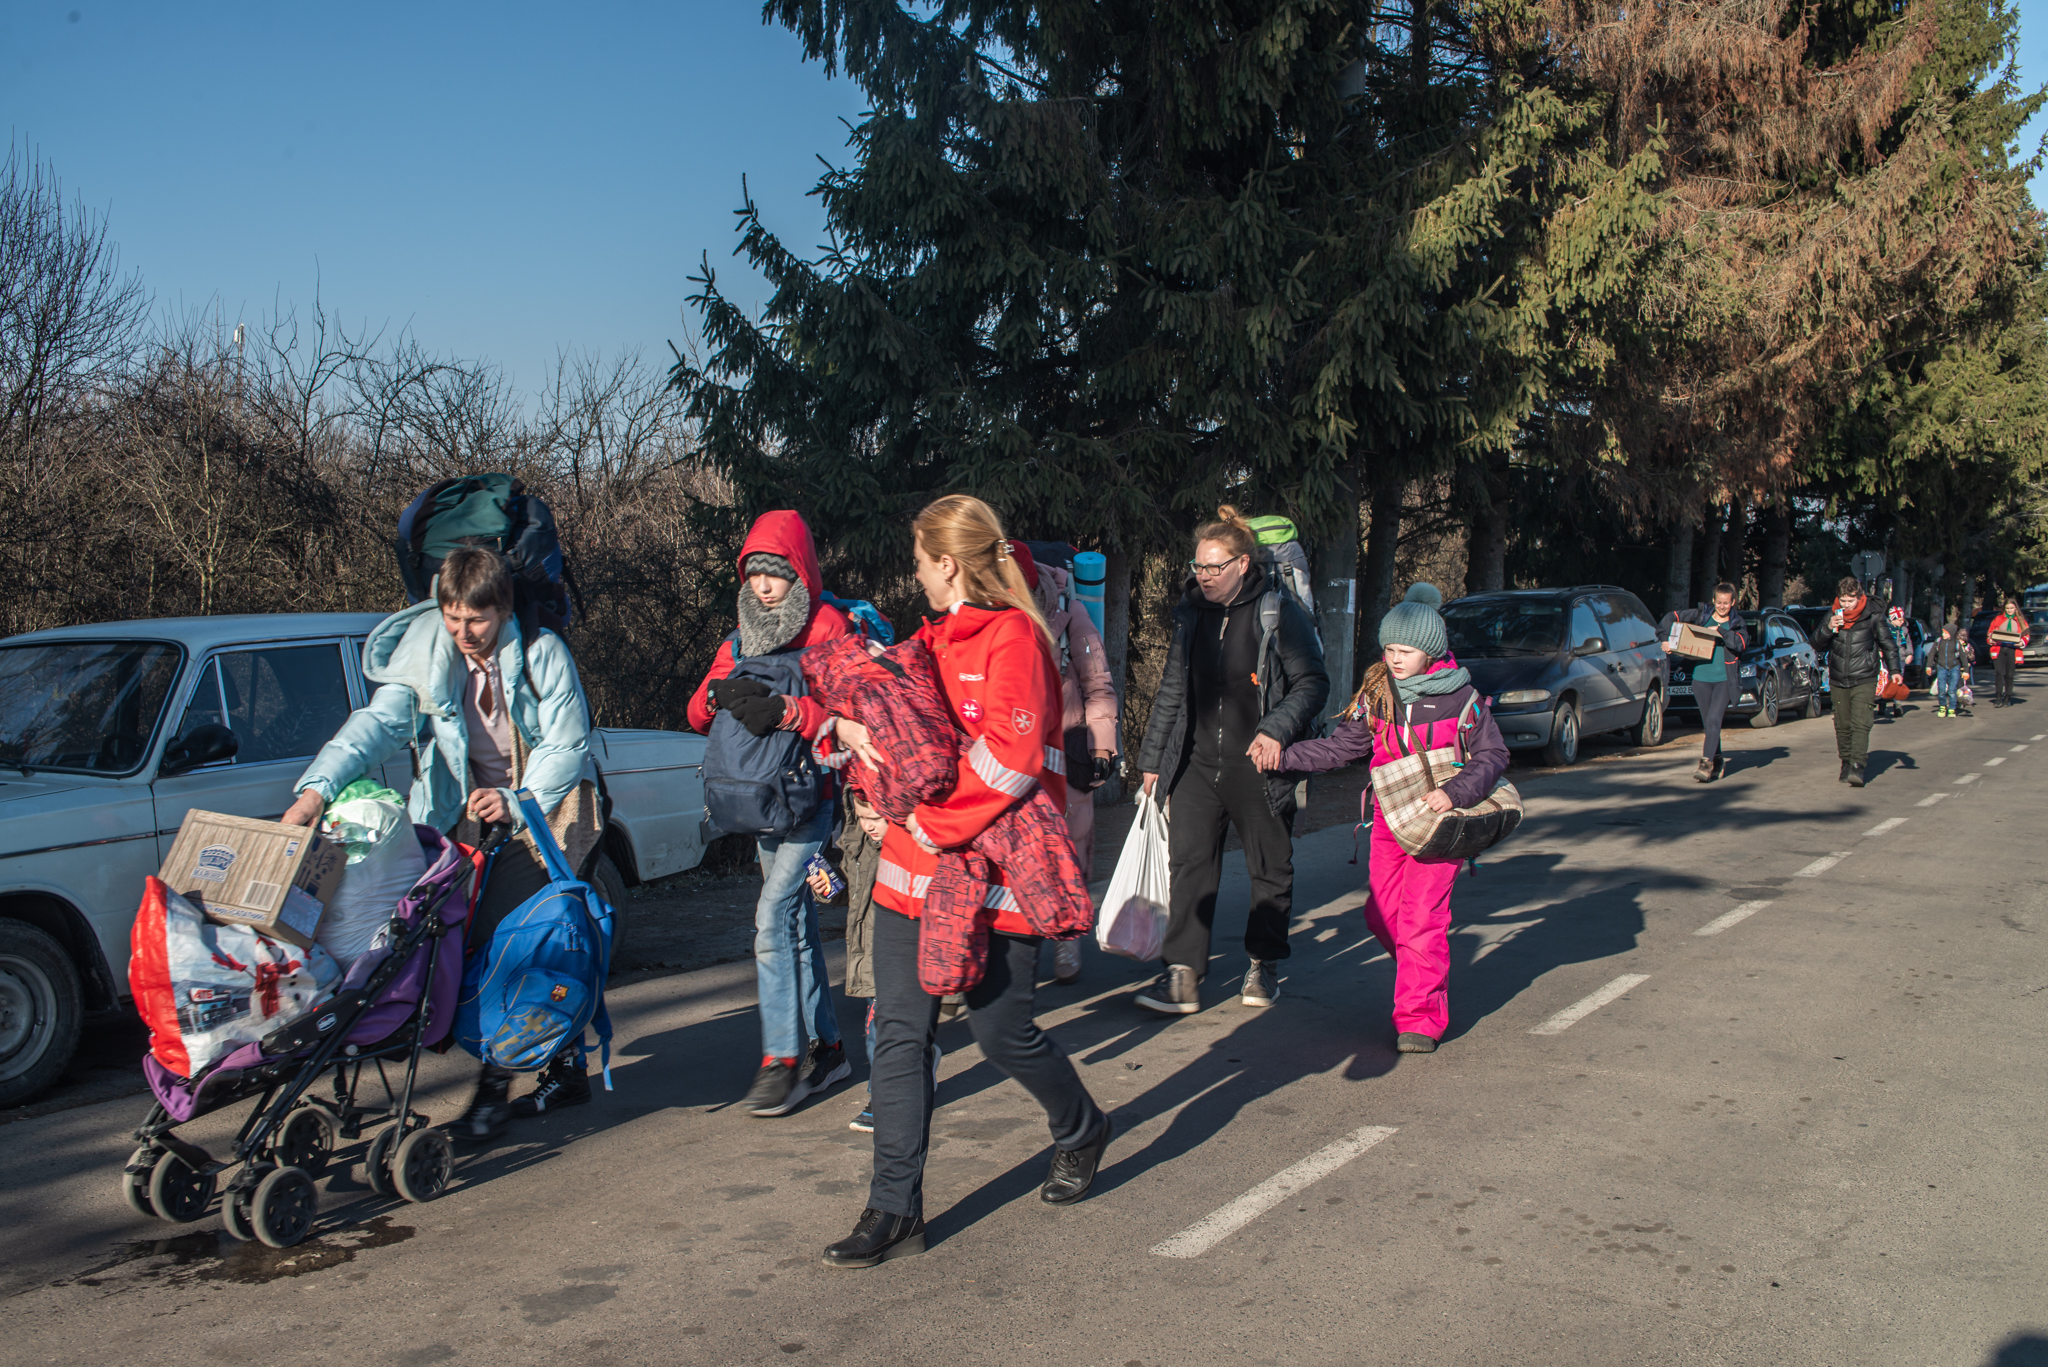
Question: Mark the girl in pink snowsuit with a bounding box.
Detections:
[1264,596,1508,1052]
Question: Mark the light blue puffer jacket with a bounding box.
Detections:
[295,602,594,833]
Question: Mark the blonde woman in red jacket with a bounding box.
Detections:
[822,495,1110,1268]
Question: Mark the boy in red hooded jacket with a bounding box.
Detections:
[691,511,854,1118]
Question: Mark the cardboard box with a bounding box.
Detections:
[157,811,345,950]
[1666,621,1722,661]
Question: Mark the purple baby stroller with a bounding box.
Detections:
[120,825,474,1249]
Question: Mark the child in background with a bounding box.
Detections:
[808,787,939,1131]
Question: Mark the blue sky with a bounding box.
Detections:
[3,1,2044,398]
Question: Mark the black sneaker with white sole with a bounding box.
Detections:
[1241,960,1279,1007]
[1134,965,1200,1015]
[803,1040,853,1097]
[745,1058,804,1117]
[511,1056,592,1118]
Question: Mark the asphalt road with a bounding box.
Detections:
[4,681,2046,1366]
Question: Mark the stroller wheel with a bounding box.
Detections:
[147,1152,215,1224]
[221,1184,256,1242]
[364,1126,400,1197]
[271,1107,336,1179]
[393,1127,453,1204]
[122,1146,161,1220]
[252,1166,317,1248]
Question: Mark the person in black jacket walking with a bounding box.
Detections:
[1135,507,1330,1015]
[1808,576,1901,788]
[1659,583,1748,783]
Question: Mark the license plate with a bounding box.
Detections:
[1668,685,1693,696]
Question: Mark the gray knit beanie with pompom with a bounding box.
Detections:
[1378,598,1448,660]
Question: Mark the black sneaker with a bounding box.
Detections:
[1847,766,1866,788]
[803,1040,853,1098]
[456,1071,512,1143]
[511,1056,592,1118]
[1134,965,1200,1015]
[745,1058,805,1118]
[1241,960,1279,1007]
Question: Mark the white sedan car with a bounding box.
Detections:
[0,613,707,1107]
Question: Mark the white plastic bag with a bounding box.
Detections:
[315,798,426,964]
[133,880,341,1078]
[1096,792,1170,961]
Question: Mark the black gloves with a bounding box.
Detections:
[726,692,788,737]
[708,677,770,711]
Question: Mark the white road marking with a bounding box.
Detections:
[1794,853,1852,878]
[1695,901,1771,937]
[1529,974,1651,1036]
[1956,774,1982,785]
[1986,757,2007,767]
[2012,744,2031,752]
[1916,793,1951,807]
[1150,1124,1400,1258]
[2033,734,2045,741]
[1863,817,1907,838]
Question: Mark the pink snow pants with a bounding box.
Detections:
[1362,814,1461,1039]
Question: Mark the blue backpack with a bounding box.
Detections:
[819,591,895,646]
[456,791,616,1082]
[702,641,824,837]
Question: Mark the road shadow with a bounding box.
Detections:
[1983,1334,2048,1367]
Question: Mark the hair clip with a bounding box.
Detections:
[995,539,1010,561]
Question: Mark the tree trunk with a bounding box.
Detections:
[1463,455,1510,594]
[1359,466,1405,652]
[1757,501,1791,607]
[1665,516,1695,613]
[1313,460,1361,721]
[1095,546,1133,806]
[1721,498,1749,598]
[1695,503,1724,599]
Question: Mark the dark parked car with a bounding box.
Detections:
[1782,606,1834,705]
[1441,587,1670,766]
[1665,609,1824,728]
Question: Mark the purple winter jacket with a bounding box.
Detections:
[1279,680,1510,810]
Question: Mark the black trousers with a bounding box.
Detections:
[1163,760,1295,971]
[1995,651,2017,702]
[868,907,1101,1218]
[1694,678,1735,758]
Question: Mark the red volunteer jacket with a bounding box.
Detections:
[874,602,1067,936]
[687,510,851,738]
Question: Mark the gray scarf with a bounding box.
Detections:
[1394,662,1471,705]
[737,577,811,657]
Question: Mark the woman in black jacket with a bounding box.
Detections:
[1134,507,1329,1016]
[1659,583,1748,783]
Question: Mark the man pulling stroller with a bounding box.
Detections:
[283,548,603,1140]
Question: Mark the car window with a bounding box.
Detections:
[1570,600,1604,650]
[174,643,352,768]
[1767,618,1797,646]
[1442,600,1566,656]
[1591,594,1655,650]
[219,644,352,766]
[0,640,182,775]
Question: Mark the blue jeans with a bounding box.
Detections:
[754,801,840,1059]
[1936,667,1960,709]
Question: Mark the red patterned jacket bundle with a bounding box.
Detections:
[811,604,1094,993]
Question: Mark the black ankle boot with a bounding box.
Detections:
[1042,1116,1113,1205]
[822,1208,927,1268]
[457,1068,513,1144]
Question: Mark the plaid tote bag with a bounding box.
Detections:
[1368,699,1524,861]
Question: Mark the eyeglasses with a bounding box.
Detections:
[1189,557,1244,579]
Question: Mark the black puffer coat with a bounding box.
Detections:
[1137,566,1329,816]
[1809,602,1901,687]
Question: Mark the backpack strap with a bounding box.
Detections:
[513,789,578,885]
